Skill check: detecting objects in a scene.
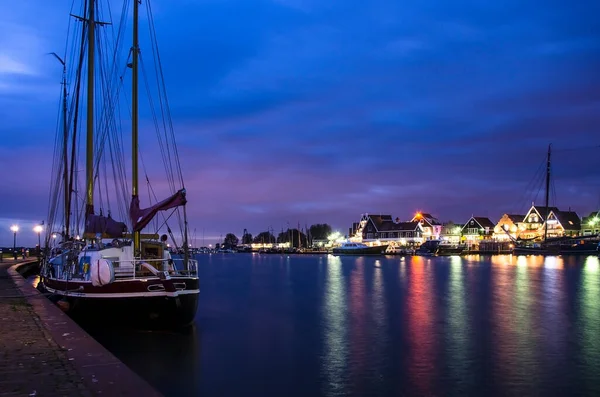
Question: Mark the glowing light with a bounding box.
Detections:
[33,225,43,234]
[584,256,599,273]
[10,225,19,233]
[327,231,342,241]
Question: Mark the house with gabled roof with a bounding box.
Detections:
[461,216,495,242]
[543,210,581,238]
[519,204,560,240]
[440,222,463,244]
[581,211,600,236]
[350,213,424,246]
[410,212,442,240]
[493,213,526,241]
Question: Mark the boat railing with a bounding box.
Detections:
[47,256,198,281]
[110,257,198,279]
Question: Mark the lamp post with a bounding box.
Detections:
[34,225,43,261]
[10,225,19,260]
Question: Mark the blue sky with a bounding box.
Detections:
[1,0,599,246]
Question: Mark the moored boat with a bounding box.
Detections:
[332,242,389,255]
[39,0,199,327]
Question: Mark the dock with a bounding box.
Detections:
[0,259,162,397]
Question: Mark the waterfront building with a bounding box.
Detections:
[580,211,600,236]
[350,213,424,247]
[440,222,463,244]
[461,216,495,246]
[519,205,559,240]
[410,212,442,240]
[493,214,525,241]
[542,209,581,239]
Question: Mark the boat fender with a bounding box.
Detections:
[90,259,115,287]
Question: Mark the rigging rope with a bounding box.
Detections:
[48,0,190,244]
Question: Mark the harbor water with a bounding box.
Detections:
[83,253,600,397]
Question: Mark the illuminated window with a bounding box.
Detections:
[530,215,538,222]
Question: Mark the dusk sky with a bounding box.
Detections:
[1,0,599,246]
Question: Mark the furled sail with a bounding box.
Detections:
[130,189,187,232]
[84,213,128,238]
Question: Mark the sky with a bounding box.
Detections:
[1,0,599,246]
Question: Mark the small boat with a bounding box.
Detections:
[437,241,467,256]
[332,242,389,255]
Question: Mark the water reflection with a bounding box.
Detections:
[73,253,600,397]
[406,256,436,396]
[446,256,469,391]
[492,253,516,388]
[540,255,566,371]
[347,257,366,394]
[322,255,348,396]
[83,325,202,397]
[370,262,387,394]
[513,254,539,391]
[580,256,600,394]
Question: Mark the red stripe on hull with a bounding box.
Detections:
[44,276,199,295]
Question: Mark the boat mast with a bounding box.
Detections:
[61,60,70,238]
[544,143,551,241]
[85,0,96,218]
[51,52,71,239]
[132,0,140,254]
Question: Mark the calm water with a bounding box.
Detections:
[84,254,600,397]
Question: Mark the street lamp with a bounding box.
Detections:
[34,225,43,261]
[10,225,19,260]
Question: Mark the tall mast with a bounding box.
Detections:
[132,0,140,254]
[51,52,71,238]
[85,0,95,217]
[544,143,551,241]
[61,61,70,238]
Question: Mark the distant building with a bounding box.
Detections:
[461,216,495,243]
[410,212,442,240]
[440,222,463,244]
[493,214,526,241]
[350,213,424,247]
[519,205,559,240]
[581,211,600,236]
[543,209,581,238]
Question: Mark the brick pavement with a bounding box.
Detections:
[1,259,162,397]
[0,259,91,397]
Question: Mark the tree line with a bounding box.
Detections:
[220,224,333,249]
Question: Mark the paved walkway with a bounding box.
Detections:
[0,259,162,397]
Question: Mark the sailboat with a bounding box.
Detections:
[512,145,598,256]
[39,0,199,326]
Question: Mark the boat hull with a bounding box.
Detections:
[436,247,466,256]
[40,276,199,328]
[514,240,599,256]
[512,247,550,255]
[332,245,389,255]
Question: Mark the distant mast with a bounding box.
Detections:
[543,143,551,241]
